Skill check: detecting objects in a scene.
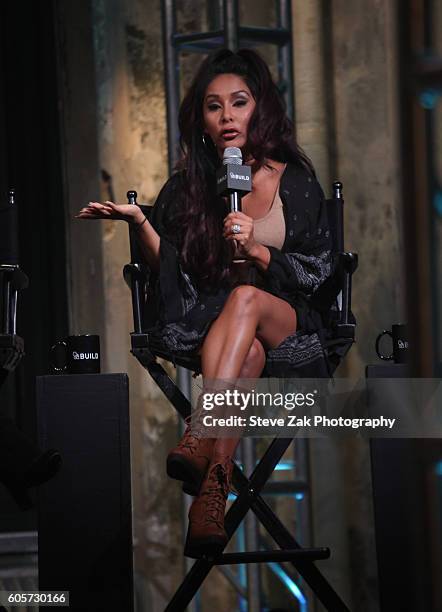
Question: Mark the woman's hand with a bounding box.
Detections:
[223,211,258,258]
[76,201,145,226]
[77,199,161,270]
[223,211,271,269]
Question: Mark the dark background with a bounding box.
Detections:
[0,0,68,530]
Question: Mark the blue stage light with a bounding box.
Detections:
[268,562,308,611]
[434,190,442,217]
[419,89,441,109]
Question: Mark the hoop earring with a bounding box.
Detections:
[202,133,211,148]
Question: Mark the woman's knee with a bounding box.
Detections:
[226,285,260,316]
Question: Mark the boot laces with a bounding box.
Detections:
[201,462,230,527]
[179,407,206,452]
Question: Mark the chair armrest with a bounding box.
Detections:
[123,263,150,290]
[336,251,358,336]
[0,265,29,336]
[0,265,29,291]
[339,252,358,275]
[123,263,151,335]
[128,204,153,265]
[124,195,154,335]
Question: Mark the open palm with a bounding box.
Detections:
[76,200,140,223]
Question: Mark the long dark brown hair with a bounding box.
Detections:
[169,48,314,290]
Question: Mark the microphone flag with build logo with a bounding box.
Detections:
[0,189,19,265]
[72,351,99,361]
[216,147,252,199]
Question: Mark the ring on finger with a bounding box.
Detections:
[232,223,241,234]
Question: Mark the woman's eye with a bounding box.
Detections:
[234,100,247,106]
[207,104,220,111]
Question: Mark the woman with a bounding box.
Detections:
[77,49,334,556]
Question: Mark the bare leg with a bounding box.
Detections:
[186,288,298,554]
[201,286,297,460]
[212,338,266,460]
[169,288,293,500]
[187,288,298,552]
[201,285,297,380]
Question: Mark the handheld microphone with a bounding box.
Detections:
[216,147,252,213]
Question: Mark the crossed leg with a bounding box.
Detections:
[201,285,297,380]
[182,286,298,553]
[200,285,297,460]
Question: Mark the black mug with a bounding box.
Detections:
[375,324,409,364]
[50,335,101,374]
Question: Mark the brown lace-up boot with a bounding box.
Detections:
[185,456,233,557]
[166,405,214,496]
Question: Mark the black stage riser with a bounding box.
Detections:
[36,374,133,612]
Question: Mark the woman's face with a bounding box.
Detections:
[203,73,256,157]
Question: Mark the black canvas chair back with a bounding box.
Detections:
[301,181,358,374]
[123,181,357,612]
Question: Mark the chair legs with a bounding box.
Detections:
[133,349,350,611]
[166,438,350,612]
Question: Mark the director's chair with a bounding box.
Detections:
[0,189,33,509]
[0,189,27,389]
[123,181,358,611]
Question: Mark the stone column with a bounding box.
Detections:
[291,4,352,609]
[331,7,404,607]
[331,0,405,376]
[292,0,331,188]
[292,2,405,610]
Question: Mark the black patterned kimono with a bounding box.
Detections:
[144,162,342,378]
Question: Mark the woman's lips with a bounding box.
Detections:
[221,131,240,141]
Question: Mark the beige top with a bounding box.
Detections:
[253,186,286,250]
